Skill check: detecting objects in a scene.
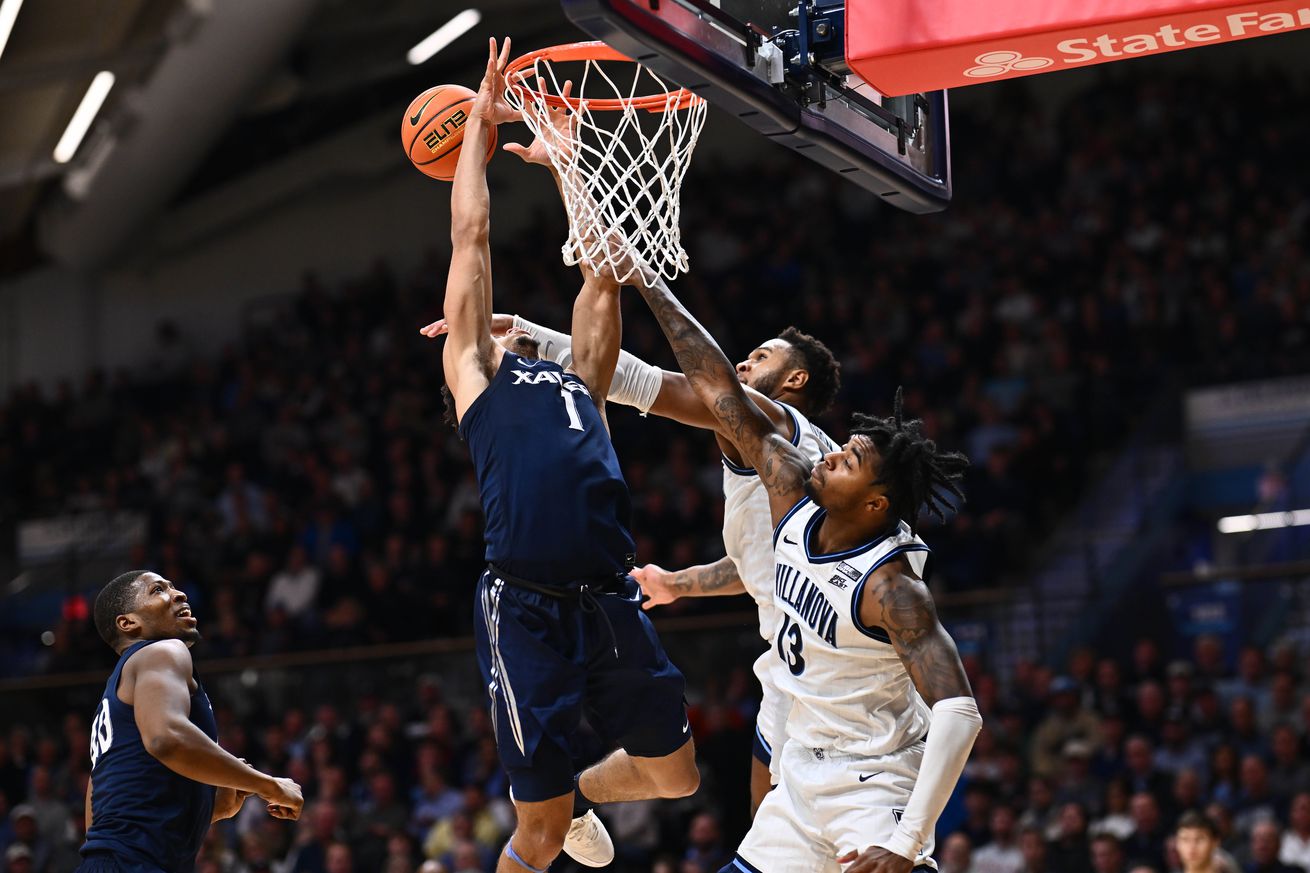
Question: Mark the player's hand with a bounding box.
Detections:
[504,79,578,168]
[632,563,682,610]
[470,37,520,127]
[212,785,250,821]
[837,846,914,873]
[261,776,304,820]
[420,314,515,338]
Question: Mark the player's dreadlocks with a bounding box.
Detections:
[849,387,968,534]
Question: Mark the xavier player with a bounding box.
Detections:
[631,272,982,873]
[469,312,842,814]
[435,38,699,873]
[78,571,302,873]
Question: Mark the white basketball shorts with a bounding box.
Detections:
[728,737,937,873]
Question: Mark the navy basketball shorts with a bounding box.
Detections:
[474,569,691,802]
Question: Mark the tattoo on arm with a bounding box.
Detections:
[637,279,809,499]
[867,566,972,707]
[682,556,745,596]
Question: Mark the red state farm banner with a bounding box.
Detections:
[846,0,1310,95]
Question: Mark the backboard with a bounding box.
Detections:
[561,0,951,213]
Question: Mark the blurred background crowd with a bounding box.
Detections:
[2,66,1310,873]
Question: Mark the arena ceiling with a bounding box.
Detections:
[0,0,574,277]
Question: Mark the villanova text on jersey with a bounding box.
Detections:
[82,641,217,872]
[774,563,839,648]
[458,355,636,585]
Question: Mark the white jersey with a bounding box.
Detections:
[722,402,839,641]
[769,496,932,759]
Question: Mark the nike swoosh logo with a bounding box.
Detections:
[682,718,690,733]
[410,93,437,126]
[858,772,882,783]
[783,535,798,545]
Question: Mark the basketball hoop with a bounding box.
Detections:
[505,42,708,283]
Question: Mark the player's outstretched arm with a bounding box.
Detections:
[419,313,797,436]
[568,265,622,427]
[839,559,982,873]
[128,641,304,821]
[633,555,746,609]
[440,37,515,422]
[633,275,809,522]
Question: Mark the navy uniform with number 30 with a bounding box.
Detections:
[79,640,217,873]
[459,353,689,801]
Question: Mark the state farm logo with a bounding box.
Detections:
[964,50,1054,78]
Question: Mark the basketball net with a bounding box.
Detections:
[506,46,708,284]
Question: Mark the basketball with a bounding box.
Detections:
[401,84,495,181]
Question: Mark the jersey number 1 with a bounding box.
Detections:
[560,388,584,431]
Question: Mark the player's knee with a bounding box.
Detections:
[507,824,567,868]
[660,760,701,798]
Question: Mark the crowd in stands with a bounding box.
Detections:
[1,67,1310,872]
[2,635,1310,873]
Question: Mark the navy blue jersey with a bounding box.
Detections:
[459,354,635,584]
[81,640,217,872]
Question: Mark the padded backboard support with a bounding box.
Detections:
[561,0,952,213]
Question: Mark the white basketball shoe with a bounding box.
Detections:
[562,809,615,867]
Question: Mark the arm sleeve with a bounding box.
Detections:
[880,697,983,862]
[514,314,663,414]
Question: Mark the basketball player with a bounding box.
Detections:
[424,296,840,819]
[435,38,698,873]
[629,272,982,873]
[78,571,303,873]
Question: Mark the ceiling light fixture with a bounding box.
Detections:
[406,8,481,66]
[1216,509,1310,534]
[0,0,26,62]
[53,71,116,164]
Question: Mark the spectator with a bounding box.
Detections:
[287,803,345,873]
[1031,677,1102,779]
[324,841,354,873]
[1267,727,1310,806]
[1278,793,1310,870]
[4,844,33,873]
[5,808,48,873]
[1155,709,1208,782]
[1091,780,1137,842]
[1123,737,1172,808]
[975,805,1025,873]
[684,812,730,871]
[22,769,64,850]
[1056,741,1103,815]
[940,832,976,873]
[1243,821,1300,873]
[1047,803,1093,873]
[1018,826,1047,873]
[1019,777,1059,841]
[1234,756,1280,839]
[266,545,322,624]
[1124,793,1167,871]
[410,767,461,839]
[1092,834,1128,873]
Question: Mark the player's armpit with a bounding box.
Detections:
[859,559,971,707]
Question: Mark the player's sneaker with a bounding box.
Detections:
[562,809,614,868]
